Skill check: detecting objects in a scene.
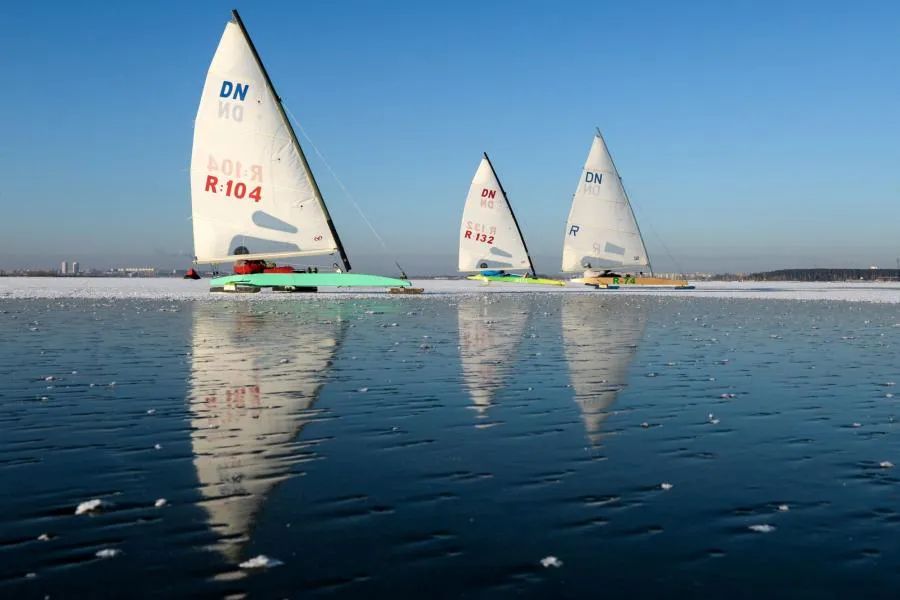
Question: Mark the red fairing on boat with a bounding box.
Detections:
[233,260,266,275]
[263,266,295,273]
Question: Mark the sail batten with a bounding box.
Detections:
[458,155,532,273]
[189,10,349,268]
[561,132,651,274]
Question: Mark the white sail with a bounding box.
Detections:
[458,155,533,273]
[457,297,528,417]
[190,12,340,264]
[188,305,344,564]
[561,131,650,273]
[561,296,647,446]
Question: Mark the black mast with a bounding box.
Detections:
[483,152,537,278]
[229,9,351,272]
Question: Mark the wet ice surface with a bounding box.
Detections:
[2,289,900,598]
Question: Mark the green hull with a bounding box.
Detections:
[210,272,411,292]
[467,274,566,286]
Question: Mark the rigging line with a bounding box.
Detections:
[282,104,388,250]
[630,198,687,277]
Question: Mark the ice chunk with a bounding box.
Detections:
[749,524,776,533]
[154,498,167,508]
[75,499,106,515]
[540,556,563,568]
[95,548,121,559]
[660,482,673,490]
[239,555,284,569]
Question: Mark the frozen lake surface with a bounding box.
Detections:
[4,276,900,303]
[2,283,900,597]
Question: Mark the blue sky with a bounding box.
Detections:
[3,0,898,274]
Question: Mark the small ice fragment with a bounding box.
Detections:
[640,422,649,428]
[710,418,720,425]
[44,376,54,381]
[777,504,790,512]
[153,444,162,450]
[887,382,897,387]
[279,358,289,364]
[95,548,121,559]
[25,572,36,579]
[40,396,49,402]
[75,499,105,515]
[146,409,156,415]
[71,371,78,375]
[720,393,736,399]
[708,377,716,381]
[357,387,369,393]
[154,498,167,508]
[887,393,895,399]
[89,383,96,387]
[109,382,117,387]
[646,372,657,377]
[851,422,861,428]
[38,533,51,541]
[660,482,673,490]
[239,555,284,569]
[749,524,776,533]
[879,461,894,468]
[540,556,563,568]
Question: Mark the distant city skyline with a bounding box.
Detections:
[2,0,899,275]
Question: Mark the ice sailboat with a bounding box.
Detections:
[459,154,564,286]
[189,10,410,293]
[561,130,692,289]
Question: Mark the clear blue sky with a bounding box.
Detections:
[3,0,899,274]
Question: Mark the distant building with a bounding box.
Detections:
[72,261,80,275]
[60,261,68,275]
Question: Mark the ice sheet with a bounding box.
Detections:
[3,277,900,303]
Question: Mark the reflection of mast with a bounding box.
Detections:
[188,303,346,568]
[561,296,647,446]
[457,297,529,417]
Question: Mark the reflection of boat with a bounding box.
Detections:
[561,296,647,445]
[188,304,346,568]
[561,130,692,289]
[456,297,529,417]
[458,154,564,286]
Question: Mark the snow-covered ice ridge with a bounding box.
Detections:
[4,277,900,303]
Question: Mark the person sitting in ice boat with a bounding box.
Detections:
[232,245,266,275]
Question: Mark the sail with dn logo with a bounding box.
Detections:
[187,9,412,292]
[561,129,692,289]
[561,130,649,274]
[458,154,564,286]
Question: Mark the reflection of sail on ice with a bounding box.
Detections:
[189,305,344,564]
[561,296,647,445]
[457,297,529,417]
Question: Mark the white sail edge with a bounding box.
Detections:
[195,248,337,265]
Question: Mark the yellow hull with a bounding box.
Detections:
[581,276,692,288]
[467,275,566,286]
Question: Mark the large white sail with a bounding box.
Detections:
[190,12,342,265]
[458,154,533,273]
[561,296,647,446]
[188,304,344,564]
[457,296,528,417]
[561,131,650,273]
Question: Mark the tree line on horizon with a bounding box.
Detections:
[742,269,900,282]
